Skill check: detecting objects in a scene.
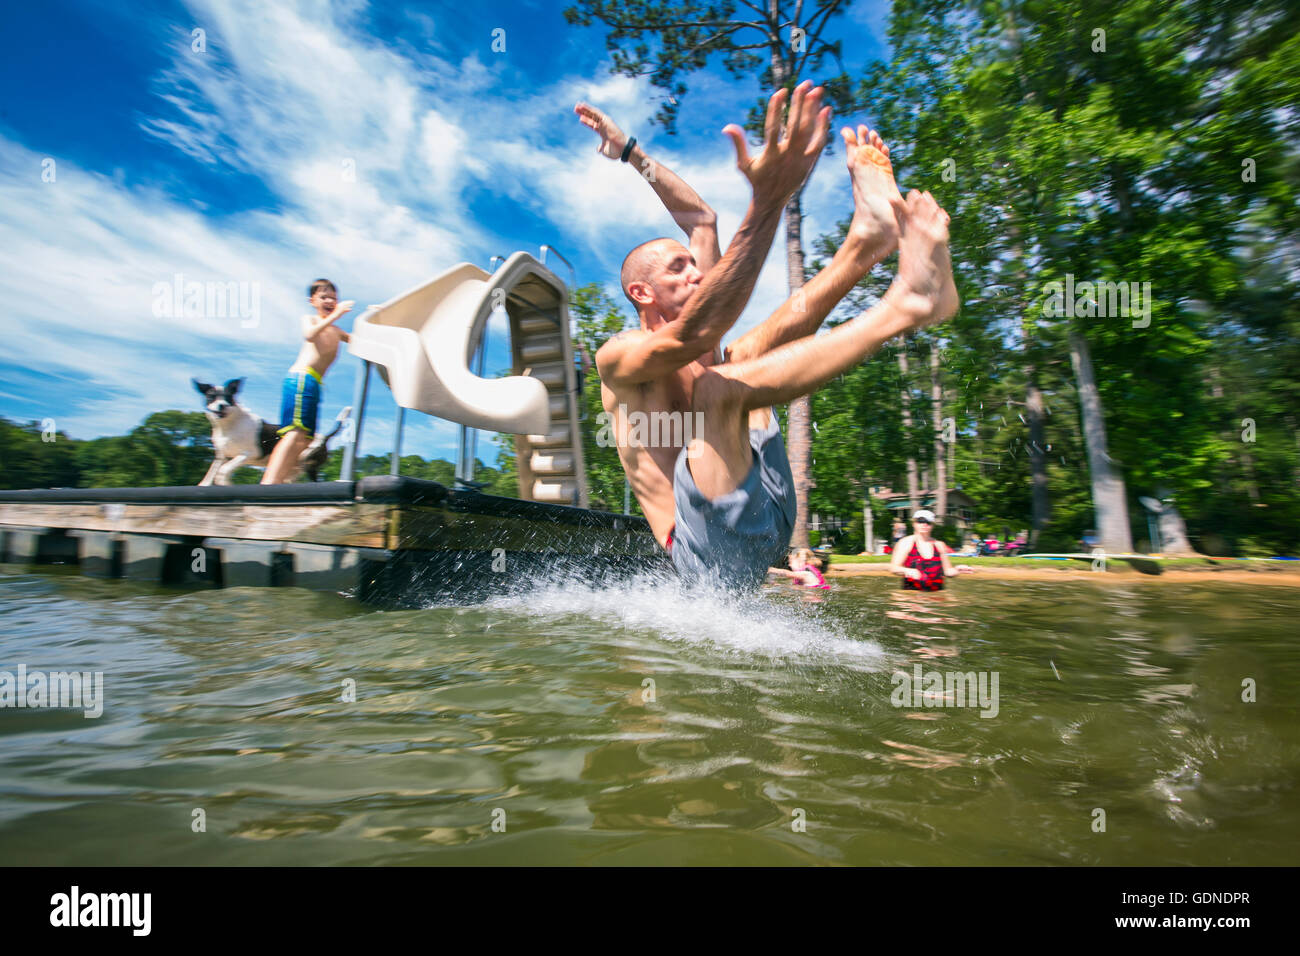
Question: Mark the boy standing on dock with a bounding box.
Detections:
[261,279,353,484]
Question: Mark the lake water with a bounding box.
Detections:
[1,566,1297,865]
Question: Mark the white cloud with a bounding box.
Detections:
[1,0,893,453]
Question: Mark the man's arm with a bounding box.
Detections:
[636,147,720,275]
[725,234,872,366]
[575,103,720,273]
[939,542,972,576]
[596,82,831,387]
[597,199,782,387]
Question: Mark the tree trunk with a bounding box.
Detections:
[1025,370,1050,544]
[1156,500,1200,556]
[1009,219,1049,545]
[946,386,955,488]
[864,493,874,555]
[1210,363,1261,501]
[930,340,947,523]
[1068,331,1133,552]
[898,349,920,511]
[784,190,813,549]
[768,47,816,550]
[1289,414,1300,490]
[1240,446,1262,502]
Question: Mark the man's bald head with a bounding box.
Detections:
[620,237,676,307]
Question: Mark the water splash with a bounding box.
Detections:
[480,573,885,667]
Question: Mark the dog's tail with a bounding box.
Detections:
[303,406,352,456]
[299,407,354,482]
[321,405,352,443]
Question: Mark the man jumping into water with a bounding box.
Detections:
[575,82,958,589]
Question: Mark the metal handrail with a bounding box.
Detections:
[538,245,576,286]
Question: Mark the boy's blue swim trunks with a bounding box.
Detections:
[278,367,321,437]
[667,410,796,591]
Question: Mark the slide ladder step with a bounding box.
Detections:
[519,314,560,336]
[527,362,567,390]
[521,335,563,364]
[530,451,575,474]
[532,479,578,503]
[527,423,571,447]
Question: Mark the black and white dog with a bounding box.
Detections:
[193,378,351,485]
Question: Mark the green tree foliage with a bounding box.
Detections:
[0,419,82,489]
[0,412,214,489]
[318,448,513,495]
[808,0,1298,555]
[563,0,856,133]
[0,414,515,495]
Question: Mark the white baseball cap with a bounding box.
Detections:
[912,509,936,523]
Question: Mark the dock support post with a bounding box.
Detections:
[460,424,481,482]
[391,406,405,475]
[342,360,372,482]
[456,335,488,483]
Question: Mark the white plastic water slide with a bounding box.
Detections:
[348,251,589,507]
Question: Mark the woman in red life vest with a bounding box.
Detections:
[889,509,973,590]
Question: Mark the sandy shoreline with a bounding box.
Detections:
[826,564,1300,585]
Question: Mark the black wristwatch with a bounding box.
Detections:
[620,137,637,163]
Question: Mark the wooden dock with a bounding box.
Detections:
[0,478,665,607]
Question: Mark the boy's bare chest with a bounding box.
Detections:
[315,327,344,350]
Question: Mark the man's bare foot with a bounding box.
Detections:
[842,124,904,258]
[891,190,959,329]
[574,102,628,161]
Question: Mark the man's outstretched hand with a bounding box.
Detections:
[724,80,831,208]
[574,102,629,161]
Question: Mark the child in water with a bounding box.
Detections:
[768,548,831,589]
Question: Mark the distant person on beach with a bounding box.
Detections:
[578,82,958,590]
[890,518,907,550]
[768,548,830,589]
[262,279,353,484]
[890,509,972,591]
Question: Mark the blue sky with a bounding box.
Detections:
[0,0,891,464]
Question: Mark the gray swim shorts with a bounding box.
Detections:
[668,410,796,590]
